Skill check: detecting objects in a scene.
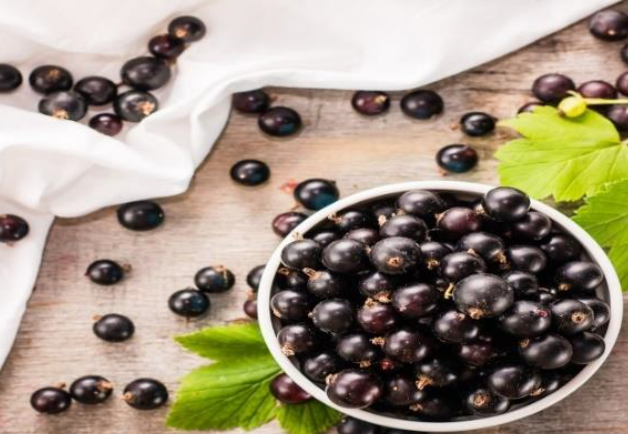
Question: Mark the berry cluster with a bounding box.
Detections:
[271,187,609,421]
[233,89,302,137]
[0,16,205,136]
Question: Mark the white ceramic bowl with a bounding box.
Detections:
[258,181,623,432]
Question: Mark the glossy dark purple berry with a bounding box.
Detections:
[352,91,390,115]
[322,239,368,273]
[555,261,604,293]
[436,207,482,239]
[408,391,456,420]
[440,251,487,283]
[569,331,605,364]
[74,76,117,105]
[337,416,380,434]
[540,234,582,263]
[69,375,113,404]
[580,298,611,331]
[232,90,270,114]
[117,201,164,231]
[29,65,73,94]
[243,299,258,319]
[433,309,479,343]
[530,371,562,398]
[531,73,575,104]
[458,341,500,367]
[148,34,185,60]
[534,287,559,305]
[550,299,594,335]
[396,190,445,219]
[168,288,210,318]
[302,352,343,383]
[519,334,573,370]
[392,283,439,319]
[0,64,22,92]
[246,265,265,291]
[294,179,339,210]
[272,212,307,237]
[465,388,509,415]
[380,214,427,241]
[458,231,507,265]
[488,365,541,399]
[281,239,321,270]
[258,107,302,137]
[616,73,628,97]
[331,209,374,232]
[337,333,379,366]
[384,375,426,407]
[89,113,123,136]
[278,323,318,356]
[605,104,628,130]
[31,387,72,414]
[622,43,628,64]
[194,266,235,293]
[357,299,397,334]
[507,245,547,274]
[482,187,530,222]
[589,10,628,41]
[312,299,354,334]
[270,373,311,404]
[518,101,544,113]
[436,144,479,173]
[230,159,270,186]
[326,369,383,408]
[503,271,539,298]
[113,90,159,122]
[122,378,168,410]
[577,80,617,99]
[499,301,551,338]
[415,357,460,389]
[512,212,551,241]
[310,230,340,247]
[453,273,514,319]
[304,269,345,298]
[401,90,444,119]
[0,214,29,242]
[121,57,170,91]
[168,16,206,42]
[371,200,397,221]
[460,112,496,136]
[86,259,125,285]
[369,237,422,275]
[39,91,87,121]
[276,268,308,291]
[93,313,135,342]
[358,271,396,302]
[383,327,433,363]
[345,228,380,246]
[420,241,452,270]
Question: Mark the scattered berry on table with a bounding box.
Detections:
[232,90,271,114]
[122,378,168,410]
[436,144,478,173]
[0,214,29,243]
[121,56,171,91]
[168,288,210,317]
[460,112,496,136]
[246,264,265,291]
[148,34,185,60]
[86,259,126,285]
[74,76,117,106]
[29,65,73,94]
[351,91,390,116]
[577,80,617,99]
[168,16,206,43]
[258,106,302,137]
[113,90,159,122]
[89,113,124,136]
[117,200,164,231]
[518,101,544,113]
[589,9,628,41]
[69,375,113,404]
[194,265,235,293]
[0,64,22,92]
[243,298,258,319]
[38,91,87,121]
[230,159,271,186]
[531,73,575,104]
[400,89,444,119]
[30,386,72,414]
[93,313,135,342]
[293,178,339,210]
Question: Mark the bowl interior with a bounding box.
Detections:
[257,181,623,433]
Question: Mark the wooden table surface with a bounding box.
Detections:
[2,5,628,434]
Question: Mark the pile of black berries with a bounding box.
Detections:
[271,187,609,421]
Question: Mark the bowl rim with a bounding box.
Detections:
[257,180,623,432]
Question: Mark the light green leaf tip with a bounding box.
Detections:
[277,399,343,434]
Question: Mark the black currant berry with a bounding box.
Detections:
[415,357,460,389]
[303,269,345,298]
[351,91,390,115]
[606,104,628,130]
[400,90,444,119]
[439,251,487,283]
[276,268,308,291]
[294,179,339,210]
[258,107,302,137]
[458,231,507,266]
[39,91,87,121]
[507,245,547,274]
[345,228,380,246]
[29,65,73,94]
[589,10,628,41]
[384,375,426,407]
[380,214,427,242]
[488,365,541,399]
[530,372,563,399]
[310,230,341,247]
[168,289,210,318]
[229,159,270,186]
[518,101,544,113]
[194,266,235,293]
[396,190,445,219]
[358,271,397,302]
[460,112,496,136]
[326,369,383,408]
[281,239,321,270]
[550,299,594,335]
[436,207,482,239]
[117,200,164,231]
[511,212,551,241]
[436,144,479,173]
[0,64,22,92]
[122,378,168,410]
[148,34,185,60]
[617,73,628,97]
[531,73,575,104]
[168,16,206,42]
[357,299,397,334]
[391,283,439,319]
[93,313,135,342]
[312,299,354,334]
[534,287,559,305]
[121,57,171,91]
[540,234,582,263]
[369,237,422,275]
[337,333,379,366]
[302,352,343,383]
[519,334,573,370]
[337,416,380,434]
[465,387,509,415]
[322,239,368,273]
[458,341,500,367]
[331,209,374,232]
[482,187,530,222]
[232,90,271,114]
[408,391,457,420]
[247,265,265,291]
[371,200,397,220]
[86,259,126,285]
[89,113,123,136]
[382,327,433,363]
[453,273,514,319]
[432,309,479,343]
[31,387,72,414]
[499,301,551,338]
[69,375,113,404]
[273,212,308,237]
[580,298,611,331]
[622,44,628,64]
[74,76,117,105]
[0,214,29,242]
[570,331,605,364]
[269,373,311,404]
[555,261,604,292]
[420,241,452,270]
[577,80,617,99]
[113,90,159,122]
[277,323,318,356]
[243,299,258,319]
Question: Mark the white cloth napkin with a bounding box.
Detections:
[0,0,616,368]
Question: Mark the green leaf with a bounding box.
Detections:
[496,107,628,201]
[165,356,281,431]
[609,245,628,291]
[573,180,628,247]
[277,400,343,434]
[175,322,268,361]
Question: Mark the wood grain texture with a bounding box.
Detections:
[2,5,628,433]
